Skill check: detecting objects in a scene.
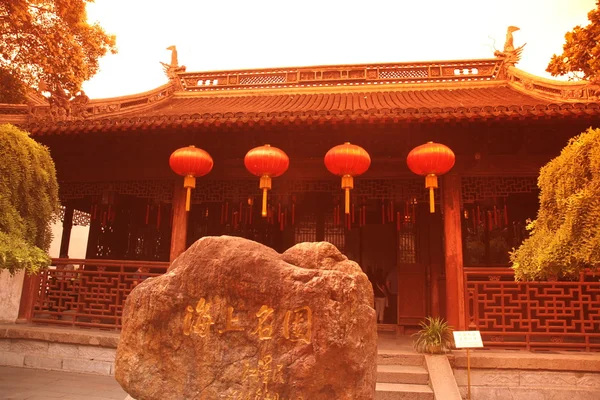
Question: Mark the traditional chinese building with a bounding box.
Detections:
[3,43,600,350]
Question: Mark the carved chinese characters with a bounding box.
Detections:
[116,236,377,400]
[183,299,312,345]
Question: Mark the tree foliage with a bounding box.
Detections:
[0,124,60,274]
[546,1,600,82]
[0,0,116,103]
[511,128,600,281]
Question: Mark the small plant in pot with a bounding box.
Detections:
[412,316,454,354]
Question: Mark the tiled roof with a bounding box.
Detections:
[146,86,546,116]
[17,57,600,135]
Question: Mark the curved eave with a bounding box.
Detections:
[26,102,600,136]
[507,66,600,103]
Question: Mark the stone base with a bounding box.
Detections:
[0,324,118,376]
[0,270,25,323]
[451,350,600,400]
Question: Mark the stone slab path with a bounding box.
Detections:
[0,366,126,400]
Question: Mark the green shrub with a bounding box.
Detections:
[0,124,59,274]
[510,128,600,281]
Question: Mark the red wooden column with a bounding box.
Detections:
[59,205,74,258]
[169,184,188,262]
[442,173,467,330]
[17,273,40,323]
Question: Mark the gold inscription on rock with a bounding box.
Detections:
[183,298,215,337]
[232,354,293,400]
[282,306,312,344]
[183,299,313,346]
[219,306,244,334]
[251,305,274,340]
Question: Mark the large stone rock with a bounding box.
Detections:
[116,236,377,400]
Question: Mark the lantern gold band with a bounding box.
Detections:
[259,175,272,217]
[184,175,196,212]
[425,174,438,214]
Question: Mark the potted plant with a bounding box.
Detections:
[412,316,454,354]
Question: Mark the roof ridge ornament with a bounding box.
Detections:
[161,45,186,91]
[494,26,526,80]
[494,26,526,68]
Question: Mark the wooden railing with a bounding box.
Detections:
[465,267,600,352]
[29,258,169,330]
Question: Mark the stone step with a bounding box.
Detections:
[376,382,434,400]
[377,351,425,366]
[377,364,429,385]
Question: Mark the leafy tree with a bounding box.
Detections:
[0,124,60,274]
[546,1,600,82]
[511,128,600,281]
[0,0,116,103]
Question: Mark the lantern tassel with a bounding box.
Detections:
[186,188,191,212]
[262,188,268,217]
[345,188,350,214]
[425,174,438,214]
[429,187,435,213]
[183,175,196,212]
[341,175,353,214]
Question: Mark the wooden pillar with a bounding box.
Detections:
[86,210,100,259]
[442,173,467,330]
[170,184,188,262]
[59,206,74,258]
[17,273,39,323]
[430,266,440,318]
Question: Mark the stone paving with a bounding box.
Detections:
[0,366,126,400]
[0,330,402,400]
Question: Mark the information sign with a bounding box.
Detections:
[453,330,483,348]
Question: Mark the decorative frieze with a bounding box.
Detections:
[59,176,540,208]
[179,59,503,92]
[461,176,537,202]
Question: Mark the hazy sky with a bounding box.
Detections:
[82,0,596,99]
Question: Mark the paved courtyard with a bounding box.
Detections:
[0,366,126,400]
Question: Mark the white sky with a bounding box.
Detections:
[81,0,597,99]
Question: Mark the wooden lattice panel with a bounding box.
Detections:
[60,178,431,206]
[465,268,600,352]
[60,176,540,207]
[239,74,287,85]
[32,259,169,330]
[462,176,537,202]
[379,69,428,79]
[60,180,174,202]
[190,178,428,203]
[58,206,91,226]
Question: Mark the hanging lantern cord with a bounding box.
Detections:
[341,174,354,214]
[425,174,438,213]
[259,175,272,217]
[183,175,196,212]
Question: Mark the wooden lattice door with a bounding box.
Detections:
[397,204,444,330]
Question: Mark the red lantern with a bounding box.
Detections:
[244,144,289,217]
[324,142,371,214]
[169,145,213,211]
[406,141,455,213]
